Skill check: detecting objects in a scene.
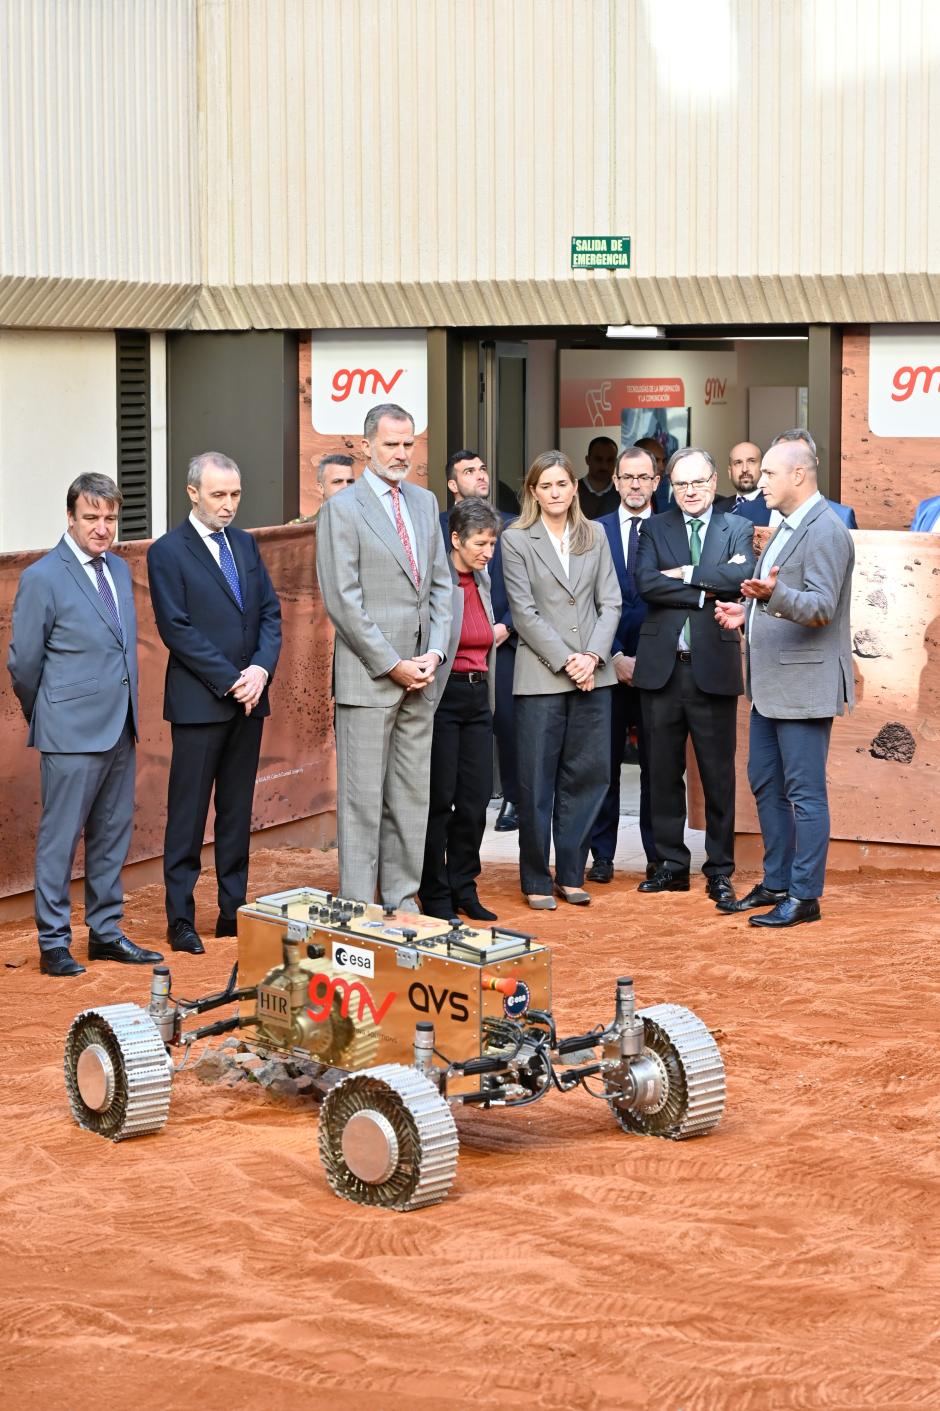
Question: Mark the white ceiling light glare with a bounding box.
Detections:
[606,325,666,338]
[643,0,736,101]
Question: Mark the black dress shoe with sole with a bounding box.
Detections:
[494,800,519,832]
[586,858,614,884]
[705,875,736,905]
[716,883,789,915]
[457,897,498,923]
[214,914,238,938]
[638,867,690,893]
[88,932,164,964]
[167,920,205,954]
[749,897,821,928]
[40,946,86,976]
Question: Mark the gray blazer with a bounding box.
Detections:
[501,521,621,695]
[428,560,498,711]
[316,475,452,707]
[8,536,139,752]
[746,499,855,719]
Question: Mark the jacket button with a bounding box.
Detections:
[121,677,129,685]
[568,597,575,605]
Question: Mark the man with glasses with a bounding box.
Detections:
[633,447,755,901]
[587,447,660,884]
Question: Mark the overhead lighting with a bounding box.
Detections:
[606,325,666,339]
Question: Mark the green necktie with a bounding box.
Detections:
[683,518,703,649]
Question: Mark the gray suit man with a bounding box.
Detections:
[7,474,163,975]
[715,439,855,927]
[316,403,452,909]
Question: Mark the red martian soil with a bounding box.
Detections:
[1,848,938,1411]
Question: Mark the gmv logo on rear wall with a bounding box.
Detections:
[309,330,428,435]
[869,326,940,437]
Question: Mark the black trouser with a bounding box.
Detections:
[639,660,737,877]
[590,680,656,866]
[419,675,493,916]
[515,688,611,895]
[164,713,264,925]
[493,644,518,804]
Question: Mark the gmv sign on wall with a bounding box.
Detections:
[869,326,940,437]
[309,330,428,435]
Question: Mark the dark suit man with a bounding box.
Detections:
[714,441,764,517]
[715,441,855,927]
[576,436,620,520]
[587,447,659,884]
[8,474,162,976]
[439,447,518,830]
[727,430,858,528]
[317,403,452,910]
[147,452,282,953]
[633,448,756,901]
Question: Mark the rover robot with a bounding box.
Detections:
[63,887,725,1211]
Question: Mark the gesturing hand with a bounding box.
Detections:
[740,565,779,601]
[714,600,745,631]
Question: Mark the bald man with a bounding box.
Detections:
[715,442,763,515]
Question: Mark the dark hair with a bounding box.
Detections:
[449,498,502,543]
[587,436,618,456]
[318,453,354,470]
[363,403,415,438]
[446,448,484,480]
[67,473,123,514]
[616,446,658,475]
[667,446,717,480]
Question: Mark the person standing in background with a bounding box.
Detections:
[576,436,620,520]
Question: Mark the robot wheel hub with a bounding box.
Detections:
[75,1043,116,1112]
[340,1109,400,1185]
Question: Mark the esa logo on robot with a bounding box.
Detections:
[331,941,374,977]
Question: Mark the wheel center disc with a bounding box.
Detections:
[75,1043,116,1112]
[341,1109,400,1184]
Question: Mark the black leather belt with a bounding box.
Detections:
[676,651,692,663]
[452,670,487,683]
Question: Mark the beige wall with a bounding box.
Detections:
[1,1,939,332]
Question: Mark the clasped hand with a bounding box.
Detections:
[565,651,597,691]
[389,653,438,691]
[229,664,268,714]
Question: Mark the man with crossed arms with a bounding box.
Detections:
[317,402,452,910]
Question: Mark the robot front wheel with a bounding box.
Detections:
[63,1003,173,1141]
[318,1064,459,1211]
[606,1003,726,1140]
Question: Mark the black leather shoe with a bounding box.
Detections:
[214,914,238,938]
[40,946,86,976]
[638,867,690,893]
[705,875,736,905]
[167,920,205,954]
[88,932,164,964]
[749,897,821,928]
[716,883,789,915]
[494,799,518,832]
[646,861,659,880]
[586,858,614,884]
[457,897,498,923]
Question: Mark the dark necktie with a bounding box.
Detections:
[210,530,243,609]
[626,516,641,580]
[735,495,745,508]
[389,486,420,587]
[682,518,703,649]
[90,556,122,637]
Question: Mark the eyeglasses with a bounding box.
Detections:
[616,473,655,484]
[671,478,715,493]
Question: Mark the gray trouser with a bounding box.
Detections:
[334,693,434,909]
[34,720,136,952]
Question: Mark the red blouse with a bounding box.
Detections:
[452,571,494,674]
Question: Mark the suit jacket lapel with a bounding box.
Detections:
[529,524,570,591]
[181,519,243,610]
[768,499,828,574]
[57,539,123,644]
[356,478,416,587]
[699,513,729,569]
[606,516,627,587]
[663,509,692,568]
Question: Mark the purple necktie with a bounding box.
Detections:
[90,556,122,637]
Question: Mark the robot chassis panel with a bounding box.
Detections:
[63,887,726,1212]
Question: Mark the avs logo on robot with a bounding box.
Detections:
[408,981,469,1023]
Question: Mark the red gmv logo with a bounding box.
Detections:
[331,367,405,402]
[891,365,940,401]
[306,972,396,1024]
[704,377,727,406]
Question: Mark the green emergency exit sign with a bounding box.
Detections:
[570,236,631,270]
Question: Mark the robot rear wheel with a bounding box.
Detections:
[605,1003,725,1140]
[318,1064,459,1210]
[63,1003,173,1141]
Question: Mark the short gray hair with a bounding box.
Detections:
[363,403,415,440]
[448,498,502,543]
[667,446,716,480]
[188,452,241,489]
[316,453,354,486]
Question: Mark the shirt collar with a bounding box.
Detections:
[363,465,404,498]
[779,490,823,532]
[189,510,225,540]
[681,505,713,529]
[618,504,653,523]
[62,531,96,566]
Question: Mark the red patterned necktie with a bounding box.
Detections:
[389,485,420,586]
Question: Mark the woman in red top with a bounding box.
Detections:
[418,498,502,922]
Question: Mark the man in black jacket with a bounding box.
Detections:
[633,447,755,902]
[147,452,282,953]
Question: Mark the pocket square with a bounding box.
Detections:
[728,553,748,564]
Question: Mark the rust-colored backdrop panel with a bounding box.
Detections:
[0,524,335,899]
[297,337,429,516]
[841,331,940,530]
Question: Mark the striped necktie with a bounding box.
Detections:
[90,556,123,637]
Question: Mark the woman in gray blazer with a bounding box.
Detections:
[501,452,621,908]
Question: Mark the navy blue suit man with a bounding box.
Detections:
[440,449,519,828]
[723,431,857,528]
[147,452,282,953]
[586,447,660,883]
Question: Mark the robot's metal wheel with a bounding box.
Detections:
[318,1064,459,1211]
[606,1003,725,1140]
[64,1003,173,1141]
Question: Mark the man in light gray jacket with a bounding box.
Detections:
[8,474,163,975]
[316,404,452,910]
[715,440,855,927]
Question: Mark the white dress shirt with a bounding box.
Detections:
[618,503,652,561]
[363,466,421,570]
[677,505,712,651]
[62,531,122,626]
[543,522,570,576]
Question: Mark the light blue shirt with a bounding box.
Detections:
[62,531,122,626]
[363,466,421,572]
[747,490,823,642]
